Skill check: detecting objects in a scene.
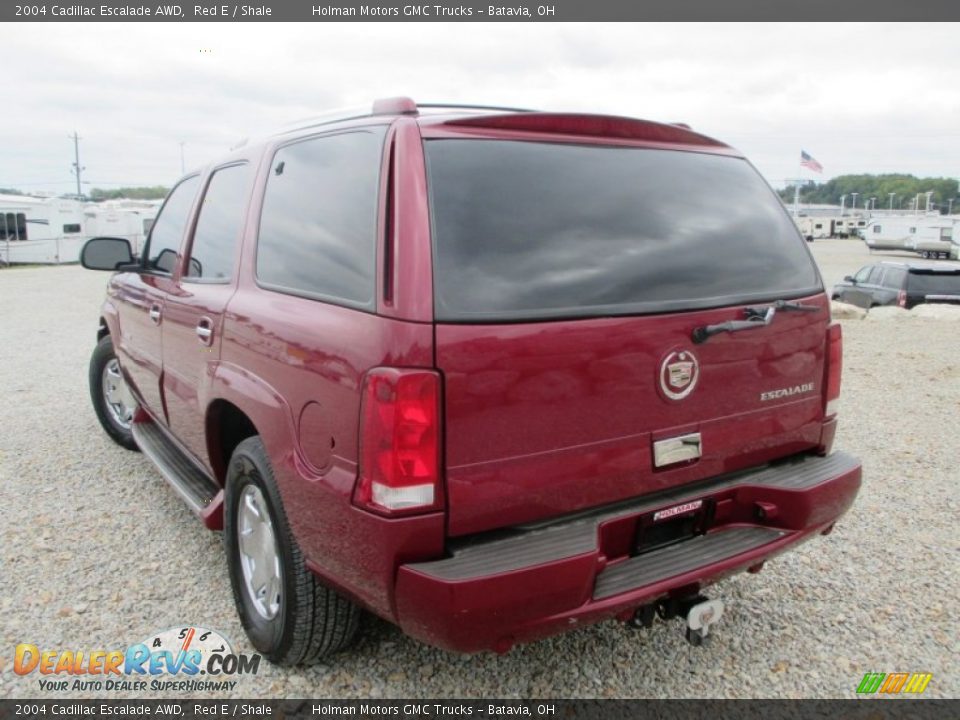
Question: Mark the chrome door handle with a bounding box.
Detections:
[149,305,162,324]
[196,319,213,345]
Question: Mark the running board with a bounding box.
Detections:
[132,420,224,529]
[593,527,783,600]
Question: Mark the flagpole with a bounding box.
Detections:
[793,152,803,217]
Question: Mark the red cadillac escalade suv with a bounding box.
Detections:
[82,98,861,664]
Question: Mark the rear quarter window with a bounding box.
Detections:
[256,128,386,309]
[425,140,821,321]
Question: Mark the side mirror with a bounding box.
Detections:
[81,237,135,271]
[843,275,855,283]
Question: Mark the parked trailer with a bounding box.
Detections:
[793,214,867,241]
[0,194,160,265]
[0,194,86,265]
[862,215,956,258]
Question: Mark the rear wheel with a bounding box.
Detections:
[224,436,360,665]
[88,335,138,451]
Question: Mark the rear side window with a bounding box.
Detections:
[867,266,885,285]
[907,270,960,295]
[146,176,200,274]
[881,267,906,289]
[256,128,386,308]
[186,164,250,281]
[424,140,821,321]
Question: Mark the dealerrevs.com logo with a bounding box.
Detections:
[14,626,260,693]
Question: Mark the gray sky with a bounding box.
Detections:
[3,22,958,194]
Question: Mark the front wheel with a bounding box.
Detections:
[224,436,360,665]
[88,335,139,451]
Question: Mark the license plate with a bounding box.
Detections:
[634,498,711,555]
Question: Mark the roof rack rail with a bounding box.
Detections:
[239,98,537,146]
[417,102,536,114]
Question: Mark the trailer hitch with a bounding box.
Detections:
[628,595,725,646]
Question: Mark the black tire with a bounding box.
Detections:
[88,335,139,451]
[224,436,360,665]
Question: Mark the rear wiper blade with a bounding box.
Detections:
[691,300,820,345]
[692,306,775,344]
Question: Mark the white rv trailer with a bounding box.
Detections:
[862,214,956,258]
[793,214,868,241]
[0,195,160,265]
[0,194,86,264]
[83,199,160,256]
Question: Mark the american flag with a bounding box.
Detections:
[800,150,823,173]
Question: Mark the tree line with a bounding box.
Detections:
[779,174,959,212]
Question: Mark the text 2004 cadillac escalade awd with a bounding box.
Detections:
[82,98,861,664]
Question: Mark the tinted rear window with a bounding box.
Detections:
[907,270,960,295]
[425,140,821,321]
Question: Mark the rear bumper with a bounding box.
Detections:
[394,451,861,652]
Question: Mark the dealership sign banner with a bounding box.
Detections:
[3,0,959,21]
[0,700,957,719]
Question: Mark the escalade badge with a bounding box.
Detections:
[660,350,700,400]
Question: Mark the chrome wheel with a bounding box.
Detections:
[238,484,282,620]
[101,359,136,429]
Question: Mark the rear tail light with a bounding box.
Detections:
[354,368,442,516]
[897,290,907,308]
[824,323,842,418]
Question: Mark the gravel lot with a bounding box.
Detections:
[1,238,957,699]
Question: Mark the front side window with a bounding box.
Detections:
[256,128,386,308]
[867,266,885,285]
[145,176,200,274]
[185,164,250,281]
[853,266,873,283]
[425,140,821,321]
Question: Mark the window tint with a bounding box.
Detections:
[256,128,386,307]
[186,164,250,281]
[425,140,821,321]
[907,271,960,295]
[881,267,906,289]
[146,176,200,273]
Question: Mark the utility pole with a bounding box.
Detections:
[839,194,846,216]
[851,192,859,212]
[69,131,85,199]
[888,193,895,211]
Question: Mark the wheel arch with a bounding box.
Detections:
[206,399,260,485]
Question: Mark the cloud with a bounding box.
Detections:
[2,22,957,192]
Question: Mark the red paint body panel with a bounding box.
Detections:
[437,293,830,536]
